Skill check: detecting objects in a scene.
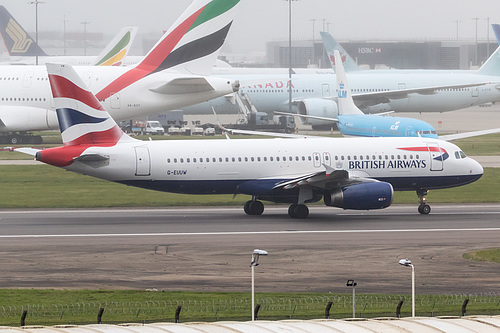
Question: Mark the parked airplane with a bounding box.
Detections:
[0,0,240,144]
[184,34,500,130]
[0,5,138,66]
[16,62,483,219]
[276,50,438,138]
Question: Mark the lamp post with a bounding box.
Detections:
[81,21,90,56]
[399,258,415,317]
[346,279,357,318]
[251,249,268,321]
[284,0,299,115]
[28,1,45,65]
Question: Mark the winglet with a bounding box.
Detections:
[334,50,363,115]
[0,5,48,56]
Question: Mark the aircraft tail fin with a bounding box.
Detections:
[320,31,359,72]
[334,50,363,116]
[136,0,239,76]
[93,27,138,66]
[95,0,240,100]
[46,63,133,147]
[0,5,48,56]
[476,24,500,75]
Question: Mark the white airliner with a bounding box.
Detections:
[0,5,138,66]
[0,0,241,144]
[16,62,483,219]
[184,37,500,129]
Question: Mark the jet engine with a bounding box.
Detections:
[324,182,394,210]
[297,98,338,128]
[0,106,58,132]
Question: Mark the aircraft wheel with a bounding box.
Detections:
[244,201,252,215]
[244,200,264,216]
[288,204,298,218]
[10,135,20,144]
[294,204,309,219]
[418,204,431,215]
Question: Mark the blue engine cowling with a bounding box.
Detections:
[324,182,394,210]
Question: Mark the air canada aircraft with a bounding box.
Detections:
[276,51,439,139]
[184,32,500,130]
[0,5,138,66]
[16,62,484,218]
[0,0,240,144]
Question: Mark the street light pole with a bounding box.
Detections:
[29,1,45,65]
[251,249,268,321]
[346,280,357,318]
[399,258,415,317]
[81,21,90,56]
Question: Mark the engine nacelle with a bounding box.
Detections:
[324,182,394,210]
[0,106,58,132]
[297,98,338,126]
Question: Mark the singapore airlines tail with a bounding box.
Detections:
[0,5,48,57]
[320,31,359,72]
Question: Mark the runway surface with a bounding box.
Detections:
[0,204,499,294]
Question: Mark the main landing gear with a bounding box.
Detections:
[288,203,309,219]
[243,199,310,218]
[417,189,431,214]
[243,199,264,216]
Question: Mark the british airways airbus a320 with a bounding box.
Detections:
[17,63,483,218]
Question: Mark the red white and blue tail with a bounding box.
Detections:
[47,63,133,146]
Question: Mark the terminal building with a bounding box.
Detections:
[265,39,498,70]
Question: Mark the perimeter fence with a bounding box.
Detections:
[1,293,500,326]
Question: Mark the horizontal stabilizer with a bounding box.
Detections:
[14,147,40,156]
[73,153,110,163]
[149,77,214,94]
[440,128,500,141]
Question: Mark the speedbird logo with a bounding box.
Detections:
[6,18,32,53]
[338,82,347,98]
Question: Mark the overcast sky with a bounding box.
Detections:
[3,0,500,55]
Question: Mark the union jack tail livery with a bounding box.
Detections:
[34,63,136,167]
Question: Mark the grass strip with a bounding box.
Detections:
[0,289,499,326]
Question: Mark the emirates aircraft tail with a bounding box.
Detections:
[96,0,240,99]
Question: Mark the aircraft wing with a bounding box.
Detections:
[149,77,215,94]
[273,165,377,191]
[439,128,500,141]
[274,111,339,123]
[348,82,495,108]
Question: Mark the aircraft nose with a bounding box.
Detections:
[469,157,484,176]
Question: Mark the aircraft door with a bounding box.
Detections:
[321,84,331,97]
[472,87,479,97]
[427,142,444,171]
[135,147,151,176]
[405,126,412,137]
[22,71,34,88]
[110,93,121,109]
[312,152,321,167]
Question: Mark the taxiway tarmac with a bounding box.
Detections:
[0,204,499,294]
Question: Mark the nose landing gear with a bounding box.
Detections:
[417,189,431,214]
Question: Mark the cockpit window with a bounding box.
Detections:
[455,151,467,159]
[460,151,467,158]
[455,151,460,159]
